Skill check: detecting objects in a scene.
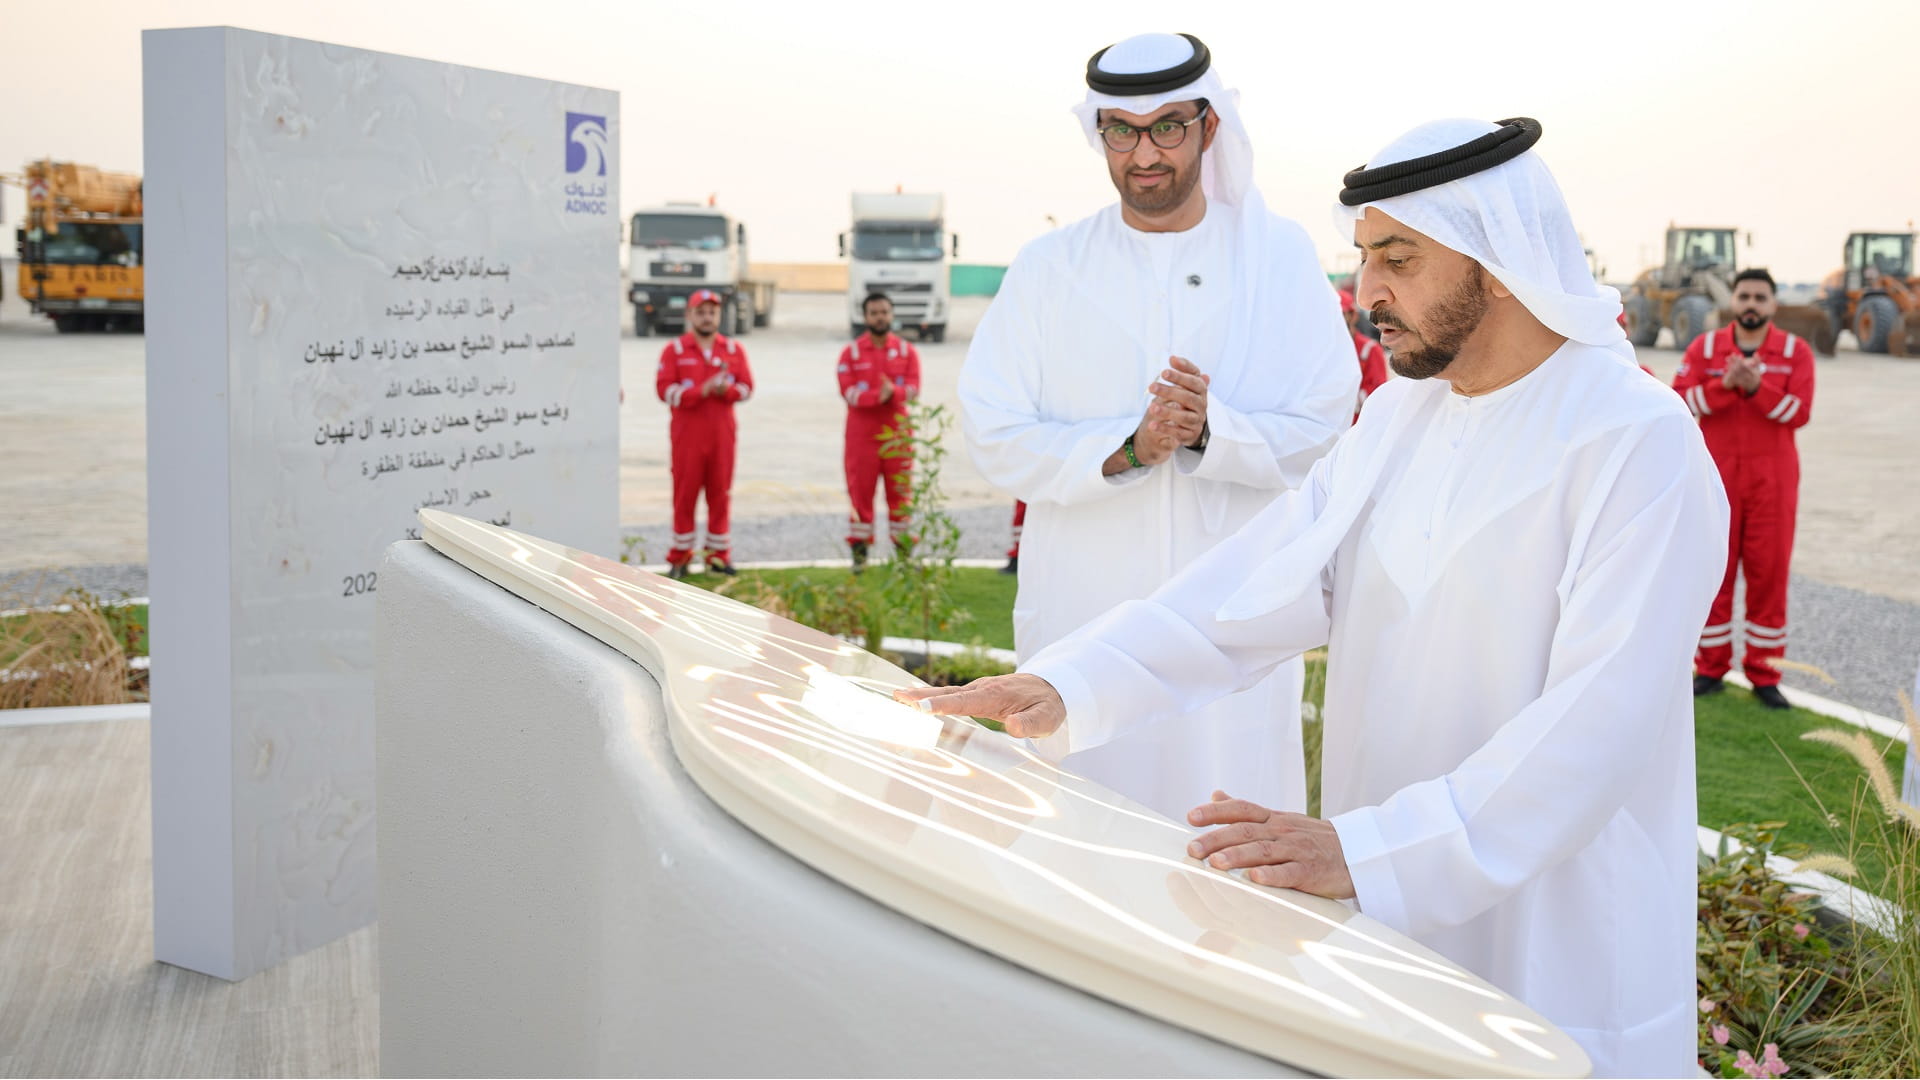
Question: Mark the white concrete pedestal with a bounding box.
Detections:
[373,540,1299,1077]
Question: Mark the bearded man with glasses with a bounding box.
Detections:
[956,32,1356,822]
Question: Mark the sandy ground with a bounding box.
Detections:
[4,287,1917,601]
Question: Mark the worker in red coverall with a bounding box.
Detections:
[1671,268,1813,709]
[1002,500,1026,575]
[656,288,753,579]
[1340,288,1389,418]
[838,292,920,570]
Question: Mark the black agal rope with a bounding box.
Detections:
[1338,118,1543,206]
[1086,33,1212,95]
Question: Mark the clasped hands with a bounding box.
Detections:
[891,674,1356,900]
[1130,355,1210,466]
[1720,352,1763,394]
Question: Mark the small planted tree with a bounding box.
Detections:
[877,401,969,682]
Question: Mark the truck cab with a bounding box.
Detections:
[628,203,773,338]
[12,160,145,332]
[840,192,954,342]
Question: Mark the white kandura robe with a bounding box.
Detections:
[960,200,1357,821]
[1024,343,1729,1078]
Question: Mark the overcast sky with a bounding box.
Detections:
[5,0,1912,283]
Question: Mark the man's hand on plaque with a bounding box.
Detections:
[1186,791,1357,900]
[893,673,1066,739]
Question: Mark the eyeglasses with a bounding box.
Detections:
[1098,105,1210,153]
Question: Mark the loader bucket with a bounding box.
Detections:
[1774,305,1837,357]
[1893,311,1920,359]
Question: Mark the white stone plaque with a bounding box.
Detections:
[143,26,618,979]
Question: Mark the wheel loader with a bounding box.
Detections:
[1818,231,1920,357]
[1620,225,1834,354]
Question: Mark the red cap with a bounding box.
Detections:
[1337,289,1355,314]
[688,288,723,310]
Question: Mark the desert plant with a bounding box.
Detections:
[717,572,885,654]
[617,533,648,566]
[0,586,144,708]
[926,640,1015,686]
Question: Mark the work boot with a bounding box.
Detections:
[665,561,690,581]
[705,555,737,577]
[1693,675,1724,697]
[1753,684,1791,710]
[850,541,869,573]
[1001,555,1018,576]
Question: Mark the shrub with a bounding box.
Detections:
[1696,822,1865,1076]
[0,586,145,708]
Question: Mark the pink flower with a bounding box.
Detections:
[1761,1043,1787,1078]
[1793,923,1810,940]
[1733,1050,1764,1079]
[1699,997,1717,1013]
[1712,1024,1731,1046]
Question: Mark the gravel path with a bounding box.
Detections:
[8,505,1916,722]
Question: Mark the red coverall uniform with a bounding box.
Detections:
[1352,331,1388,418]
[1007,500,1026,560]
[1672,324,1814,686]
[657,332,753,566]
[838,332,920,548]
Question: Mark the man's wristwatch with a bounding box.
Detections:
[1186,420,1210,454]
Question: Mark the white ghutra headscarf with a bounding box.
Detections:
[1332,118,1631,362]
[1070,32,1258,214]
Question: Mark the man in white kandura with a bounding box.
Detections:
[957,32,1356,821]
[908,117,1728,1077]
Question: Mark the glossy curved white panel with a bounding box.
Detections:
[418,508,1589,1079]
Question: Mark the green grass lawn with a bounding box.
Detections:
[18,573,1906,864]
[682,563,1018,651]
[1694,684,1907,855]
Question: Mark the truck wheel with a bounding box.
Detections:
[1669,295,1714,351]
[929,324,947,343]
[1854,294,1898,353]
[53,314,79,334]
[733,299,752,336]
[633,306,651,337]
[753,309,769,328]
[1622,294,1660,347]
[722,298,740,337]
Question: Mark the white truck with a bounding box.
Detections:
[627,202,776,337]
[839,192,956,342]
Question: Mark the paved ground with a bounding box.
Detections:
[2,291,1917,714]
[0,717,378,1076]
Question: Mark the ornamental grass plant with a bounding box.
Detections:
[1781,686,1920,1077]
[0,583,146,709]
[1692,657,1920,1077]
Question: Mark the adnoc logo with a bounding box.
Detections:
[565,113,608,175]
[563,112,609,215]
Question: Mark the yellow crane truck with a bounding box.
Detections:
[5,160,144,332]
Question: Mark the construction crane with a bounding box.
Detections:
[2,159,144,332]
